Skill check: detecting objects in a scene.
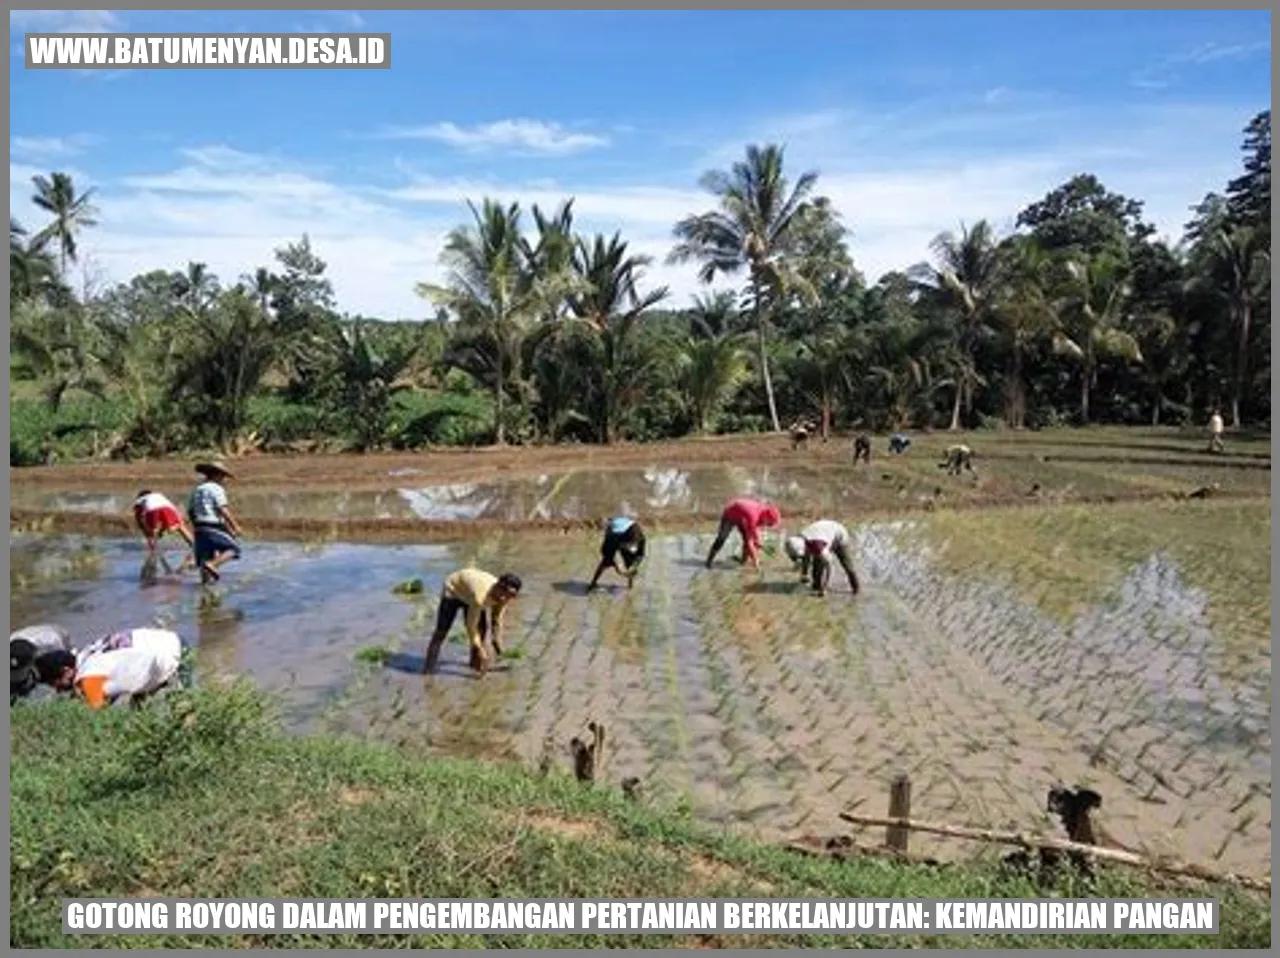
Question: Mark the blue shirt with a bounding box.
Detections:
[188,481,228,525]
[607,516,635,536]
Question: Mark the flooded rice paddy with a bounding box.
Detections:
[10,449,1271,524]
[9,491,1271,877]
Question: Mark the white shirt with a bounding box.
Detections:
[1210,414,1224,435]
[134,491,177,514]
[76,628,182,701]
[188,481,229,525]
[800,520,851,555]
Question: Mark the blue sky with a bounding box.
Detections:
[9,8,1272,320]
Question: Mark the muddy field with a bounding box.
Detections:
[8,427,1273,878]
[10,427,1271,543]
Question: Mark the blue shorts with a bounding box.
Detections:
[193,525,242,565]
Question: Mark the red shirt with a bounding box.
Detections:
[721,497,781,560]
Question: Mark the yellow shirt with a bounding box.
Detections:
[443,568,508,646]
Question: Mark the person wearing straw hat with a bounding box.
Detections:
[187,460,244,585]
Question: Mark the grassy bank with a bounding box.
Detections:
[9,684,1270,948]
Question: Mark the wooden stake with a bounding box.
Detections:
[886,775,912,853]
[838,812,1271,893]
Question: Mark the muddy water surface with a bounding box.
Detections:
[9,515,1270,877]
[8,464,853,522]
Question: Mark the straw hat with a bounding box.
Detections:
[195,460,236,479]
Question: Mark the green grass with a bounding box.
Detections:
[9,683,1270,949]
[903,499,1271,651]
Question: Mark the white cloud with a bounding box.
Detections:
[1130,37,1271,90]
[1180,40,1270,65]
[294,11,367,33]
[7,98,1255,319]
[377,119,611,156]
[11,134,98,159]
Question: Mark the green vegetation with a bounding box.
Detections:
[10,684,1270,948]
[905,498,1272,650]
[10,113,1270,463]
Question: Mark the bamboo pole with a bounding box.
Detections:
[838,812,1270,893]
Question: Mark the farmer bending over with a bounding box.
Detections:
[188,461,243,584]
[705,496,781,570]
[589,516,647,591]
[783,534,810,579]
[799,519,861,596]
[423,569,523,677]
[852,434,872,464]
[939,444,976,476]
[133,490,195,568]
[888,433,911,455]
[35,627,183,710]
[11,624,74,703]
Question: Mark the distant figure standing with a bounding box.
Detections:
[798,519,861,596]
[939,444,976,476]
[1208,409,1225,454]
[589,517,647,591]
[888,433,911,455]
[187,461,243,585]
[133,490,195,568]
[705,497,781,570]
[423,569,523,677]
[789,420,813,451]
[852,434,872,465]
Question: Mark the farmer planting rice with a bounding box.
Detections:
[939,443,976,476]
[187,461,244,585]
[705,496,781,570]
[423,568,523,677]
[588,516,647,591]
[133,489,195,567]
[888,432,911,455]
[35,626,184,709]
[852,433,872,464]
[798,519,861,596]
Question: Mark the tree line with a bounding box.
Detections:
[9,109,1270,462]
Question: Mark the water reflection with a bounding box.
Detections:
[11,465,840,522]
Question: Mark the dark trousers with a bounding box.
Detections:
[810,540,861,594]
[425,596,489,672]
[706,517,746,565]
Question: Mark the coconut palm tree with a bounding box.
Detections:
[417,198,582,445]
[1204,224,1270,427]
[10,217,66,308]
[171,261,220,315]
[912,220,1002,431]
[567,232,671,443]
[991,235,1055,428]
[30,171,98,280]
[670,143,820,433]
[1051,251,1144,423]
